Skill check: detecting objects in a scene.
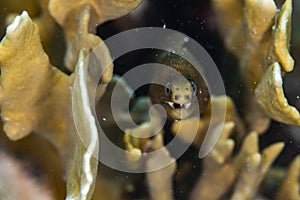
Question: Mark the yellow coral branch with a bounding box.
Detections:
[0,11,72,149]
[275,156,300,200]
[68,49,99,200]
[268,0,294,72]
[255,62,300,125]
[49,0,142,26]
[191,131,283,200]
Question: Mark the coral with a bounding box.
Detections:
[0,0,142,198]
[254,0,300,125]
[190,125,284,200]
[275,156,300,200]
[67,49,99,200]
[0,12,72,150]
[0,7,113,200]
[122,0,300,199]
[0,0,65,68]
[212,0,297,133]
[0,0,39,36]
[49,0,142,26]
[48,0,141,71]
[61,4,110,72]
[0,0,299,199]
[0,152,55,200]
[255,62,300,125]
[146,147,176,200]
[0,11,95,199]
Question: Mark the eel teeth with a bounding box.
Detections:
[167,102,175,108]
[166,102,192,109]
[183,102,192,109]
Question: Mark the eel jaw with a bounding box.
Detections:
[166,101,192,110]
[163,101,193,120]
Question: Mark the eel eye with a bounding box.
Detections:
[191,81,197,96]
[164,82,171,96]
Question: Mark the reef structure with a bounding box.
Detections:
[0,0,299,200]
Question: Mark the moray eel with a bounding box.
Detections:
[149,53,210,120]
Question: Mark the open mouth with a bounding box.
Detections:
[165,101,192,110]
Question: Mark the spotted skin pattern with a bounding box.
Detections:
[149,53,210,120]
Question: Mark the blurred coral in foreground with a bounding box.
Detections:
[0,152,54,200]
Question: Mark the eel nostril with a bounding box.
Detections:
[174,95,179,100]
[185,95,190,100]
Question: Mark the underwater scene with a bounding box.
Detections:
[0,0,300,199]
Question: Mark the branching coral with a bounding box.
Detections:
[48,0,141,71]
[0,11,101,199]
[209,0,300,198]
[146,147,177,200]
[255,62,300,125]
[0,0,65,68]
[108,0,300,199]
[254,0,300,125]
[68,50,99,200]
[49,0,142,27]
[0,0,299,200]
[275,156,300,200]
[212,0,297,133]
[0,0,142,198]
[190,125,284,200]
[0,0,39,36]
[0,3,121,199]
[0,11,72,150]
